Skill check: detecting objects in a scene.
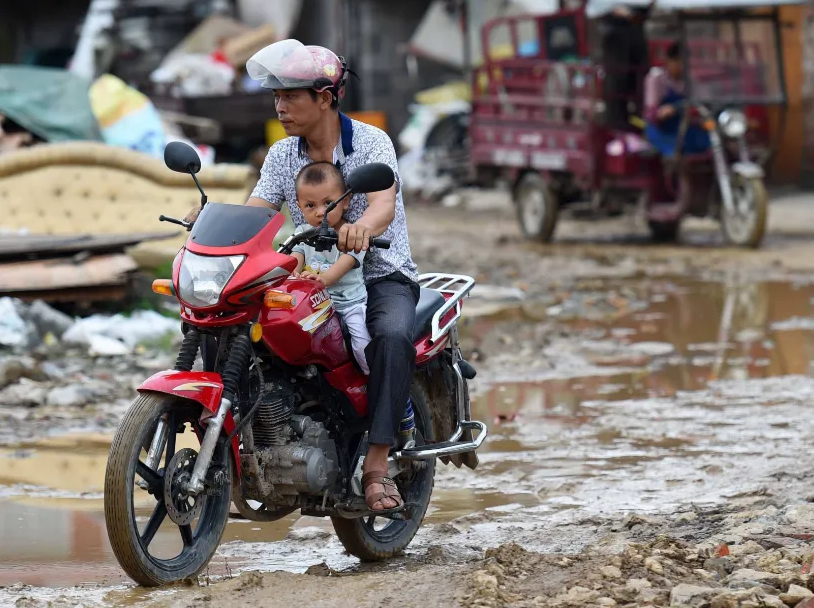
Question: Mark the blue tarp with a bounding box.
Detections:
[0,65,102,142]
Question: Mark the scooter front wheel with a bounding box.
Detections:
[104,394,232,586]
[721,176,768,248]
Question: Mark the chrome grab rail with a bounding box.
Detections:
[418,273,475,344]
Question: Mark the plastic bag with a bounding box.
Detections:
[89,74,166,158]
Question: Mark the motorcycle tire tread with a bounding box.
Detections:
[330,382,436,562]
[104,393,232,587]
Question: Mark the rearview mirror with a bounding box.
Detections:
[346,163,395,194]
[164,141,202,175]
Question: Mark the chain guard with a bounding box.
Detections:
[164,448,204,526]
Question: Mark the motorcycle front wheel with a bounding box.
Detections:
[104,394,232,586]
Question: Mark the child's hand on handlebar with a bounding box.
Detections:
[301,271,327,285]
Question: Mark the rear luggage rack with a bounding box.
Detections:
[418,273,475,344]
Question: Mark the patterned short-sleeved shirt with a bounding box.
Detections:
[251,113,418,283]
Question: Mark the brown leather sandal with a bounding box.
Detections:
[362,470,404,512]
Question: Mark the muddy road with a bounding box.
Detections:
[5,195,814,607]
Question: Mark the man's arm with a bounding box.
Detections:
[184,144,285,221]
[337,185,396,253]
[337,129,400,254]
[246,197,281,210]
[248,142,287,210]
[185,196,280,222]
[644,69,671,123]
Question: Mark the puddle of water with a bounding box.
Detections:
[3,277,814,589]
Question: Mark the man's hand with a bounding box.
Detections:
[184,206,202,223]
[337,223,371,254]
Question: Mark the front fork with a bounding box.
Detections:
[709,128,736,216]
[186,397,232,495]
[182,329,254,496]
[137,417,169,491]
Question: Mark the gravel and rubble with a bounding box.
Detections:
[40,490,814,608]
[0,298,180,444]
[458,497,814,608]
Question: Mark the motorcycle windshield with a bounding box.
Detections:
[188,203,278,247]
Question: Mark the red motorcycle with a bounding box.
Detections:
[103,142,487,586]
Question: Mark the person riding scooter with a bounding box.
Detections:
[644,41,711,157]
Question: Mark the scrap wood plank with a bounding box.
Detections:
[0,231,179,261]
[10,284,129,304]
[0,253,137,293]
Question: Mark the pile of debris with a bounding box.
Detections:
[0,297,179,355]
[0,297,180,441]
[465,498,814,607]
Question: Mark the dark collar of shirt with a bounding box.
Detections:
[297,112,355,167]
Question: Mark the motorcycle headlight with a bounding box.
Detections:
[178,251,244,308]
[719,110,747,138]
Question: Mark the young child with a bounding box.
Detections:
[291,161,371,375]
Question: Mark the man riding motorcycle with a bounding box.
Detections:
[186,39,417,512]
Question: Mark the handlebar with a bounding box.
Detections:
[159,215,193,231]
[279,228,390,254]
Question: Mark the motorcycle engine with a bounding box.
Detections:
[250,380,339,497]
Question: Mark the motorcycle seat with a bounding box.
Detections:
[413,288,446,342]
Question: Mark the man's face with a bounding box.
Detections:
[274,89,325,136]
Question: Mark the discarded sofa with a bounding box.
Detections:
[0,141,257,262]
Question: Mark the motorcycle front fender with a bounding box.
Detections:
[137,370,241,475]
[732,161,764,180]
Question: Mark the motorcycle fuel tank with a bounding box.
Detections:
[260,278,350,369]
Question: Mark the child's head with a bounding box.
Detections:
[295,161,347,228]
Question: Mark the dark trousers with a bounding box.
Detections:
[365,273,420,445]
[600,15,649,129]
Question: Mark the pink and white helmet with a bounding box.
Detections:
[246,39,348,99]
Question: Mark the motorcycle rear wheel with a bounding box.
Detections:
[331,383,436,561]
[104,394,232,586]
[648,220,681,243]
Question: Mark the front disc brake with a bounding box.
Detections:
[164,448,204,526]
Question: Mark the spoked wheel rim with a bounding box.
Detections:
[131,409,220,568]
[723,180,758,244]
[105,394,232,585]
[519,186,547,234]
